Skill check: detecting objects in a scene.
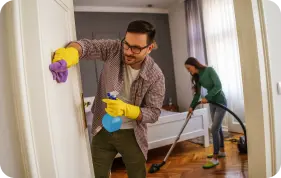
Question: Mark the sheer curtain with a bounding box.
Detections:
[185,0,208,99]
[201,0,245,126]
[185,0,207,65]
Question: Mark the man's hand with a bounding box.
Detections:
[52,47,79,68]
[201,98,208,104]
[102,98,141,120]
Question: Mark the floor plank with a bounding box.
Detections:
[111,134,248,178]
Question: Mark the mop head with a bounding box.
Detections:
[148,162,165,173]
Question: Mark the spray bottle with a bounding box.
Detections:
[102,91,123,132]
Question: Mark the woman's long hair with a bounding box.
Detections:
[185,57,206,93]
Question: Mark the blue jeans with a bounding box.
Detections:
[210,103,227,155]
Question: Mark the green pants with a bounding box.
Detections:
[91,128,146,178]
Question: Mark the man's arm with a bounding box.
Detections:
[66,42,83,57]
[139,74,165,124]
[66,39,121,62]
[101,72,165,123]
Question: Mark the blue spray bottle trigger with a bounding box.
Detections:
[107,92,117,100]
[102,92,122,132]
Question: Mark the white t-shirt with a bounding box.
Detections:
[119,65,140,129]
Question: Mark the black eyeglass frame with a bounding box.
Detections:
[121,38,152,54]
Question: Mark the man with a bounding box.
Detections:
[51,20,165,178]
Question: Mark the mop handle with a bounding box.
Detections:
[163,111,193,162]
[149,100,246,174]
[163,100,247,162]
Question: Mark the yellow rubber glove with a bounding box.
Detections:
[102,98,140,119]
[52,47,79,68]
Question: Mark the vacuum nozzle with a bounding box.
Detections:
[148,162,166,173]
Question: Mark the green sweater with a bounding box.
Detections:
[190,67,226,108]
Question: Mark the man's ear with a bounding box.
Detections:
[147,42,157,54]
[152,41,158,50]
[147,45,153,53]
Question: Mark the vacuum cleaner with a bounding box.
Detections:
[149,101,247,174]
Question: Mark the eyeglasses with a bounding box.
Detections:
[121,39,151,54]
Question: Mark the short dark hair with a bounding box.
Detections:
[126,20,156,44]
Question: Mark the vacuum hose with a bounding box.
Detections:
[207,101,247,146]
[148,101,247,174]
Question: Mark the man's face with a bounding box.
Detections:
[122,32,153,67]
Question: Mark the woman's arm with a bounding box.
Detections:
[205,67,222,101]
[189,83,201,109]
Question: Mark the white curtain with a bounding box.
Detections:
[201,0,245,127]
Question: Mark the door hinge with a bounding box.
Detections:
[81,93,87,129]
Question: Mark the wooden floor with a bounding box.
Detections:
[111,134,248,178]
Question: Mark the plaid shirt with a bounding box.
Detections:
[76,39,165,159]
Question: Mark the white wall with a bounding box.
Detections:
[168,1,193,111]
[0,3,25,178]
[263,0,281,173]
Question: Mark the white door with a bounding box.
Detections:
[38,0,94,177]
[16,0,94,177]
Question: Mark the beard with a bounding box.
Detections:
[124,55,136,64]
[123,51,147,69]
[124,54,145,67]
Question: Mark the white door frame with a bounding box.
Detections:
[6,0,277,177]
[233,0,276,177]
[5,1,40,177]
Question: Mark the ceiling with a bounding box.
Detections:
[73,0,178,9]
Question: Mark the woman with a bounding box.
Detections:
[185,57,227,169]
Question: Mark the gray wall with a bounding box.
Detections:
[74,12,177,105]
